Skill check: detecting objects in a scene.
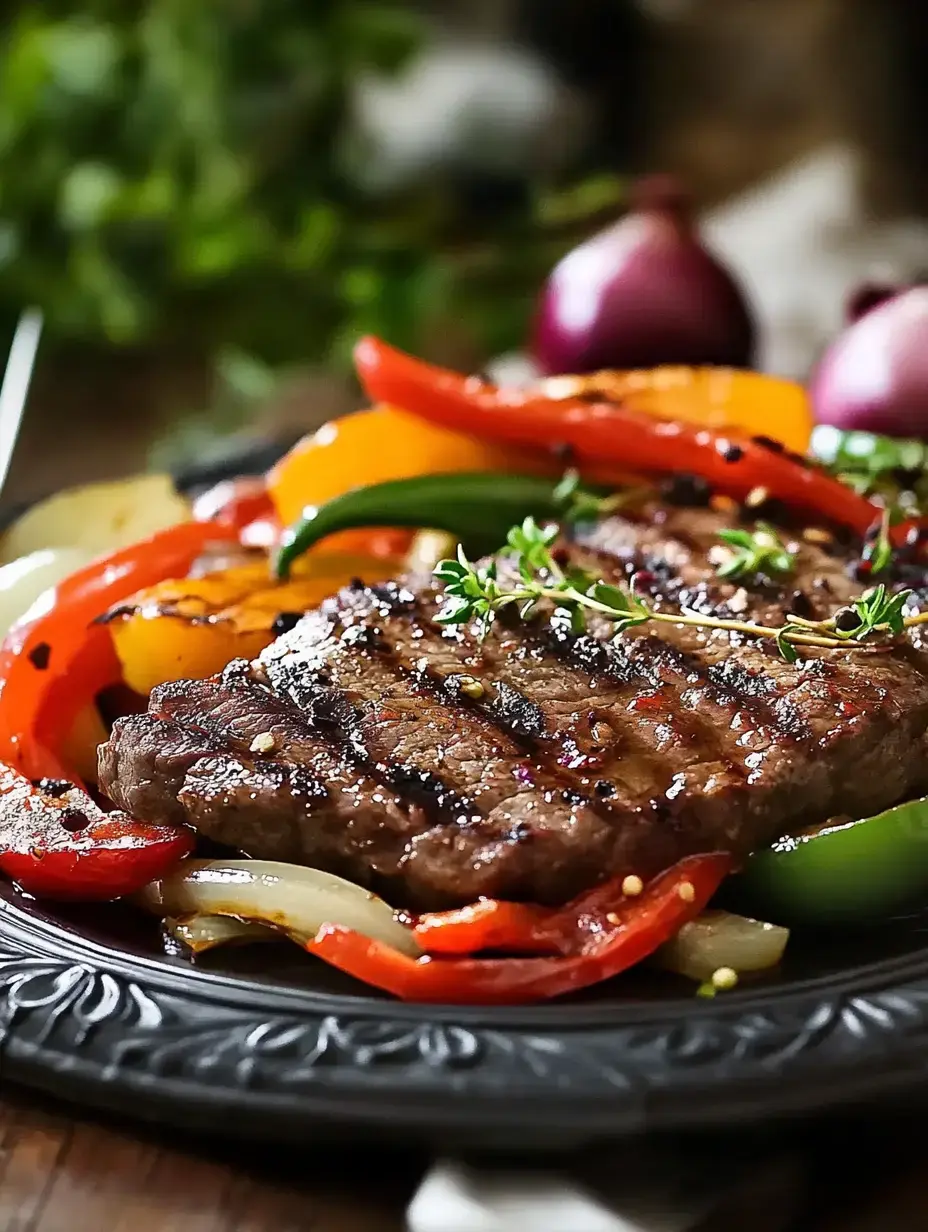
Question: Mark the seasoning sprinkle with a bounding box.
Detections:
[677,880,695,903]
[456,674,485,700]
[250,732,277,755]
[802,527,833,547]
[744,486,769,509]
[711,966,739,991]
[591,721,613,746]
[621,874,643,897]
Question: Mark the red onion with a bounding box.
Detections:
[811,286,928,438]
[531,176,755,375]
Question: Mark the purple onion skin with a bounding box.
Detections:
[811,286,928,438]
[531,203,756,376]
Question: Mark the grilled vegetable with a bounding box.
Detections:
[0,521,239,782]
[654,909,789,982]
[0,763,193,901]
[106,551,402,696]
[354,336,876,535]
[737,797,928,924]
[0,474,190,565]
[274,472,576,578]
[308,854,730,1004]
[0,547,93,638]
[537,368,810,455]
[267,403,532,558]
[141,859,421,957]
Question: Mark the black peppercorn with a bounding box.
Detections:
[834,606,861,632]
[660,473,712,507]
[271,611,303,636]
[594,779,615,797]
[28,642,51,670]
[717,441,744,463]
[59,807,89,832]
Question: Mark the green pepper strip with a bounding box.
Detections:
[274,472,576,579]
[735,796,928,925]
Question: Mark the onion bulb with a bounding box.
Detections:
[139,859,421,957]
[531,176,755,375]
[811,285,928,438]
[655,909,789,983]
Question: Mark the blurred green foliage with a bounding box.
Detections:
[0,2,622,368]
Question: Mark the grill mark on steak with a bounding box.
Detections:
[98,501,928,910]
[314,580,756,819]
[262,603,615,849]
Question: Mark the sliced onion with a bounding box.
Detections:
[0,547,93,638]
[654,909,789,982]
[167,914,278,954]
[139,859,421,957]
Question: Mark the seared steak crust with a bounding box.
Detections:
[98,504,928,908]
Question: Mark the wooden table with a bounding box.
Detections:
[0,1083,422,1232]
[0,1079,926,1232]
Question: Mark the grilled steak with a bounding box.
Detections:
[98,503,928,909]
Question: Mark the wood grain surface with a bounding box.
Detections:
[0,1081,927,1232]
[0,1083,422,1232]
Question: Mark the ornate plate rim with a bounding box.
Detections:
[2,893,928,1145]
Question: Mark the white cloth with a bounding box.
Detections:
[407,1145,801,1232]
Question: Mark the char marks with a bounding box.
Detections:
[97,503,928,910]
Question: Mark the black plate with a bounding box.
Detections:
[4,443,928,1149]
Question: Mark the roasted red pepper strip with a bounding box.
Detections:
[0,521,239,779]
[413,898,555,955]
[354,336,878,537]
[411,866,695,956]
[309,854,730,1004]
[0,763,194,900]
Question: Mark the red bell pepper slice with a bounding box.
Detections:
[410,866,702,956]
[309,853,730,1004]
[354,336,878,538]
[0,521,239,780]
[0,763,194,900]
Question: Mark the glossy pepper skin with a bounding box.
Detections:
[354,336,879,537]
[308,854,730,1004]
[735,799,928,925]
[0,521,240,781]
[274,472,580,578]
[0,763,193,901]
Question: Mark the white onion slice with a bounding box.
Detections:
[655,909,789,982]
[0,547,93,637]
[140,859,421,957]
[167,914,278,954]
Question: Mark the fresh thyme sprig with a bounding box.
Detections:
[715,524,795,582]
[553,469,649,523]
[433,517,928,663]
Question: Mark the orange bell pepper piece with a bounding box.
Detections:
[106,551,400,696]
[538,367,813,456]
[268,405,540,541]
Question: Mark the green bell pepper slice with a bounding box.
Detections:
[274,471,584,579]
[736,796,928,925]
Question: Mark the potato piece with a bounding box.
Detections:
[1,474,190,564]
[107,551,400,695]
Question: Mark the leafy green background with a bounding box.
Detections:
[0,1,622,375]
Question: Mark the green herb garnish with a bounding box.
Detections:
[715,524,795,582]
[434,518,928,663]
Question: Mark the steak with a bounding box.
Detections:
[98,502,928,909]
